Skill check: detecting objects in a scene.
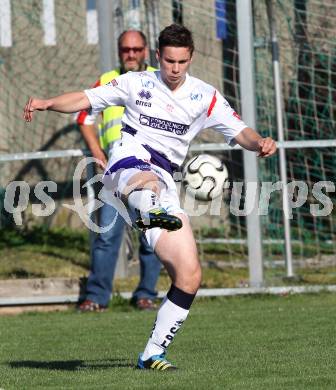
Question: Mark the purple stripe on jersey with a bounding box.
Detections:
[122,125,137,136]
[142,144,179,176]
[105,156,151,175]
[121,124,180,176]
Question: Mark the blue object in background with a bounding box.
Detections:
[87,0,96,10]
[215,0,227,40]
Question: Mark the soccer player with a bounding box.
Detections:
[23,24,276,371]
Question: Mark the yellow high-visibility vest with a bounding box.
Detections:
[99,65,156,150]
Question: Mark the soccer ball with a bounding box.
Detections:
[182,154,229,201]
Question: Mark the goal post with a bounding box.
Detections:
[236,0,264,287]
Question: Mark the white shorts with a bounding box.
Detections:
[102,133,186,248]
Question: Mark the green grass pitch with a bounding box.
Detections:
[0,293,335,389]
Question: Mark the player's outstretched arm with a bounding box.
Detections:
[234,127,277,158]
[23,92,91,122]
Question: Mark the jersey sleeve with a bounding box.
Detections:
[84,73,129,116]
[203,90,248,146]
[75,79,100,125]
[75,110,97,125]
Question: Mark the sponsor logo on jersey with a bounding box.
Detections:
[136,100,152,107]
[138,89,152,100]
[190,92,203,101]
[141,79,155,89]
[106,79,118,87]
[166,104,174,112]
[139,114,189,135]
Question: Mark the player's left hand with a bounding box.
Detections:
[257,137,277,158]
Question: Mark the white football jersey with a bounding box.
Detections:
[84,71,247,166]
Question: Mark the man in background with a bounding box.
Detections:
[77,30,161,312]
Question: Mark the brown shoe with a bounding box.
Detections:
[136,298,158,311]
[77,299,107,313]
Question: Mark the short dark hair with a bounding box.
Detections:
[158,24,194,55]
[118,30,147,49]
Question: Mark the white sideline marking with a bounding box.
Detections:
[42,0,56,45]
[86,9,98,44]
[0,285,336,306]
[0,0,12,47]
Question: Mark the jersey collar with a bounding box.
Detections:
[156,72,190,93]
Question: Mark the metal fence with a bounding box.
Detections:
[0,0,335,300]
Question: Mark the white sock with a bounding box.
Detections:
[128,189,160,214]
[141,297,189,360]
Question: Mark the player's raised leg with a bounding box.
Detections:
[137,214,201,370]
[123,170,183,231]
